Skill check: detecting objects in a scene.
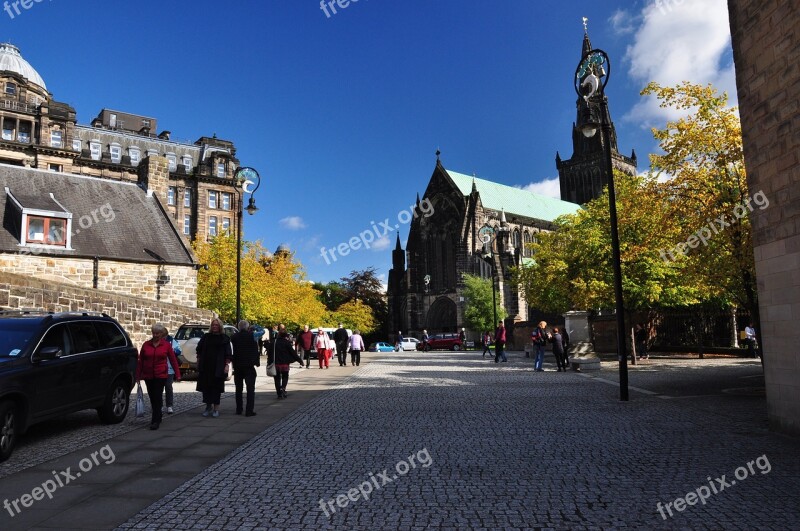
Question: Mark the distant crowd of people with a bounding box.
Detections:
[135,321,365,429]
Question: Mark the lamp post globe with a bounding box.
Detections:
[233,167,261,324]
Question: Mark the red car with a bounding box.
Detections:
[419,333,463,351]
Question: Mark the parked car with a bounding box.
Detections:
[0,310,137,462]
[397,337,421,351]
[174,322,237,375]
[369,342,395,352]
[418,333,463,351]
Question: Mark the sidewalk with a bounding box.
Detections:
[0,357,373,531]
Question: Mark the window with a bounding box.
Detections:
[18,122,31,143]
[94,322,127,348]
[216,162,225,178]
[167,187,176,206]
[90,141,101,160]
[72,139,82,152]
[183,156,192,171]
[523,232,532,258]
[5,82,16,95]
[110,144,121,163]
[109,114,117,128]
[183,214,191,236]
[26,216,67,246]
[166,153,177,171]
[208,191,217,209]
[48,164,62,172]
[221,192,231,211]
[50,131,62,148]
[183,189,191,207]
[208,216,217,237]
[67,322,100,354]
[221,217,230,233]
[2,119,13,141]
[129,147,140,165]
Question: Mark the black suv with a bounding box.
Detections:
[0,311,137,462]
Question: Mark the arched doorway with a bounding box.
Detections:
[427,296,457,332]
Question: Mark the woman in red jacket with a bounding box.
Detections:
[137,323,181,430]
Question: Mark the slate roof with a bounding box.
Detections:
[0,164,194,265]
[444,168,580,222]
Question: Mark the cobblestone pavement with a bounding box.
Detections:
[116,350,800,530]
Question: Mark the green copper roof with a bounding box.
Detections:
[445,168,581,222]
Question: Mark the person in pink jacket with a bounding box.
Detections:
[137,323,181,430]
[315,329,333,369]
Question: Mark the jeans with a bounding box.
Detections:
[302,349,312,367]
[337,343,348,366]
[494,342,507,362]
[234,366,256,413]
[351,350,361,366]
[144,378,166,425]
[163,374,174,407]
[273,371,289,396]
[534,344,545,370]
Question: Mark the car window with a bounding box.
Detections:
[37,324,71,357]
[94,322,128,348]
[0,320,40,356]
[67,322,101,353]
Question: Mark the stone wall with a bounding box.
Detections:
[729,0,800,435]
[0,271,213,348]
[0,254,197,308]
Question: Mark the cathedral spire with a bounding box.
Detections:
[581,17,593,58]
[395,233,402,250]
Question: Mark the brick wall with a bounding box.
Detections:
[0,254,197,307]
[729,0,800,435]
[0,271,213,348]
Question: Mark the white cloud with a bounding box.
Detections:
[518,176,561,199]
[609,9,637,35]
[279,216,306,230]
[371,235,391,251]
[623,0,736,127]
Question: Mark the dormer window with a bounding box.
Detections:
[183,156,192,171]
[72,139,82,152]
[166,153,177,171]
[216,163,225,178]
[5,82,16,95]
[90,140,101,160]
[5,188,73,250]
[110,143,122,163]
[50,130,63,148]
[129,147,140,165]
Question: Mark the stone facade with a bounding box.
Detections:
[0,254,197,308]
[728,0,800,435]
[0,271,212,347]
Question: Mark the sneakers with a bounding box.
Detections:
[212,410,219,418]
[167,407,174,414]
[202,409,211,417]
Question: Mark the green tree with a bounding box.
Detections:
[338,268,387,334]
[462,273,507,333]
[332,299,377,334]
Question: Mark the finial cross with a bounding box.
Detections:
[582,16,588,33]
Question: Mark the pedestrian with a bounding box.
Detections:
[459,327,467,348]
[231,320,260,416]
[162,330,181,415]
[268,324,305,399]
[396,330,404,351]
[196,317,232,418]
[745,322,757,358]
[550,327,568,372]
[422,329,430,352]
[531,321,549,372]
[296,324,314,368]
[482,330,492,358]
[349,329,365,366]
[315,328,332,369]
[634,323,648,360]
[136,323,181,430]
[494,321,507,363]
[333,323,349,366]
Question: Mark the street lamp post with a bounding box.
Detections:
[574,47,629,401]
[234,167,261,324]
[479,226,499,329]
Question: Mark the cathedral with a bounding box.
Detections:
[387,30,636,341]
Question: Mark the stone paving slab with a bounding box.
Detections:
[110,350,800,530]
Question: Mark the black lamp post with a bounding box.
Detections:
[479,226,501,330]
[574,47,629,401]
[234,167,261,324]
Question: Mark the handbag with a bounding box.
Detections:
[135,383,145,418]
[266,362,277,377]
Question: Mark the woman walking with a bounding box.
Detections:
[315,329,332,369]
[269,324,305,399]
[349,329,365,366]
[196,317,232,417]
[137,323,181,430]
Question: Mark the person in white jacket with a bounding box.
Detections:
[349,330,365,366]
[315,329,333,369]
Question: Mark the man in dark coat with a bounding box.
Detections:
[333,323,349,367]
[231,320,260,416]
[296,324,314,368]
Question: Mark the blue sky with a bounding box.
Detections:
[4,0,734,285]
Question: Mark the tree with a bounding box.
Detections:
[462,273,507,333]
[332,299,377,334]
[338,268,387,334]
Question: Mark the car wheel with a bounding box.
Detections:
[452,344,461,351]
[0,401,18,463]
[98,379,130,424]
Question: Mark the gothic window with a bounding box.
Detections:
[523,231,532,257]
[512,229,520,250]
